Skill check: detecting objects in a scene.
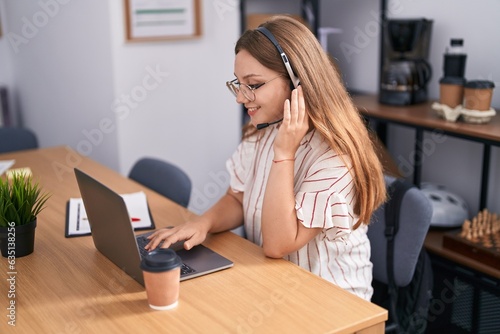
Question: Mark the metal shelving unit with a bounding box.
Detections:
[239,0,320,36]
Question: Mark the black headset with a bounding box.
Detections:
[256,27,301,89]
[254,27,301,130]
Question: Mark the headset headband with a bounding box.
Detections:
[256,27,300,89]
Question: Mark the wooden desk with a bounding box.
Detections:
[353,94,500,210]
[0,146,387,333]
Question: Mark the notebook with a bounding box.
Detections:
[73,168,233,286]
[65,191,155,238]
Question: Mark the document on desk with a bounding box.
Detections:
[65,191,155,237]
[0,159,15,176]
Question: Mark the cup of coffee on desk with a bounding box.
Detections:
[463,80,495,111]
[439,77,465,108]
[141,248,182,310]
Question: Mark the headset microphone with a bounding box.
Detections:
[256,118,284,130]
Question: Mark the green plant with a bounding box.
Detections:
[0,172,50,227]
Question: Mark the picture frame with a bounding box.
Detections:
[124,0,202,42]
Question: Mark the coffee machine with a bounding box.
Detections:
[379,19,433,105]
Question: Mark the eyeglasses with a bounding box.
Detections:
[226,75,281,102]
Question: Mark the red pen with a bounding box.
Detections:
[131,217,141,222]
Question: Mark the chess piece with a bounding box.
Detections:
[478,210,487,238]
[493,213,499,233]
[485,214,492,235]
[471,217,478,240]
[460,219,471,238]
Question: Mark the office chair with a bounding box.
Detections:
[368,175,433,333]
[0,127,39,153]
[128,157,192,208]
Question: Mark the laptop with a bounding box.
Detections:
[73,168,233,286]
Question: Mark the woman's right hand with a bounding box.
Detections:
[273,86,310,160]
[145,188,243,251]
[145,216,211,251]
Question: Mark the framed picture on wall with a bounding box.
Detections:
[124,0,202,42]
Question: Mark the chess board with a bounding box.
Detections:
[442,209,500,270]
[443,231,500,270]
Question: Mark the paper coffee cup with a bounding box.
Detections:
[464,80,495,111]
[141,249,182,310]
[439,77,465,108]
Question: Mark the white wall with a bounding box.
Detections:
[107,1,241,214]
[321,0,381,93]
[321,0,500,215]
[1,0,119,169]
[0,0,14,126]
[0,0,241,214]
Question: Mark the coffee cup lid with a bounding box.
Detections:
[465,80,495,89]
[140,248,182,272]
[439,77,466,85]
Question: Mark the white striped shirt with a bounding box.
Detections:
[226,125,373,300]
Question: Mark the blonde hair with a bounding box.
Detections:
[235,15,386,227]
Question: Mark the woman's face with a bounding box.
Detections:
[234,49,290,128]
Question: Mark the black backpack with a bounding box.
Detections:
[371,179,434,334]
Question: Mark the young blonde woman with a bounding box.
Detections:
[147,15,386,300]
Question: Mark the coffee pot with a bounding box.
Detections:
[379,19,433,105]
[382,59,432,95]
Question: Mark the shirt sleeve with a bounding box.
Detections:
[226,139,255,193]
[294,156,356,242]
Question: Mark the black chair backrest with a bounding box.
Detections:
[368,175,434,333]
[128,157,192,208]
[0,127,39,153]
[368,175,433,286]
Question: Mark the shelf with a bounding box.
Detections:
[353,95,500,145]
[354,94,499,212]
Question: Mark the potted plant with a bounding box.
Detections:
[0,172,50,258]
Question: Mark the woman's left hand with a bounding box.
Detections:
[273,85,310,159]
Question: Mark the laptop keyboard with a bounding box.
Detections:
[136,236,196,276]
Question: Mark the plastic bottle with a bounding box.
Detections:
[443,38,467,78]
[447,38,466,54]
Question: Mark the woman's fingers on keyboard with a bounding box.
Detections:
[145,227,175,249]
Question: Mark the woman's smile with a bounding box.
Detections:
[246,106,260,117]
